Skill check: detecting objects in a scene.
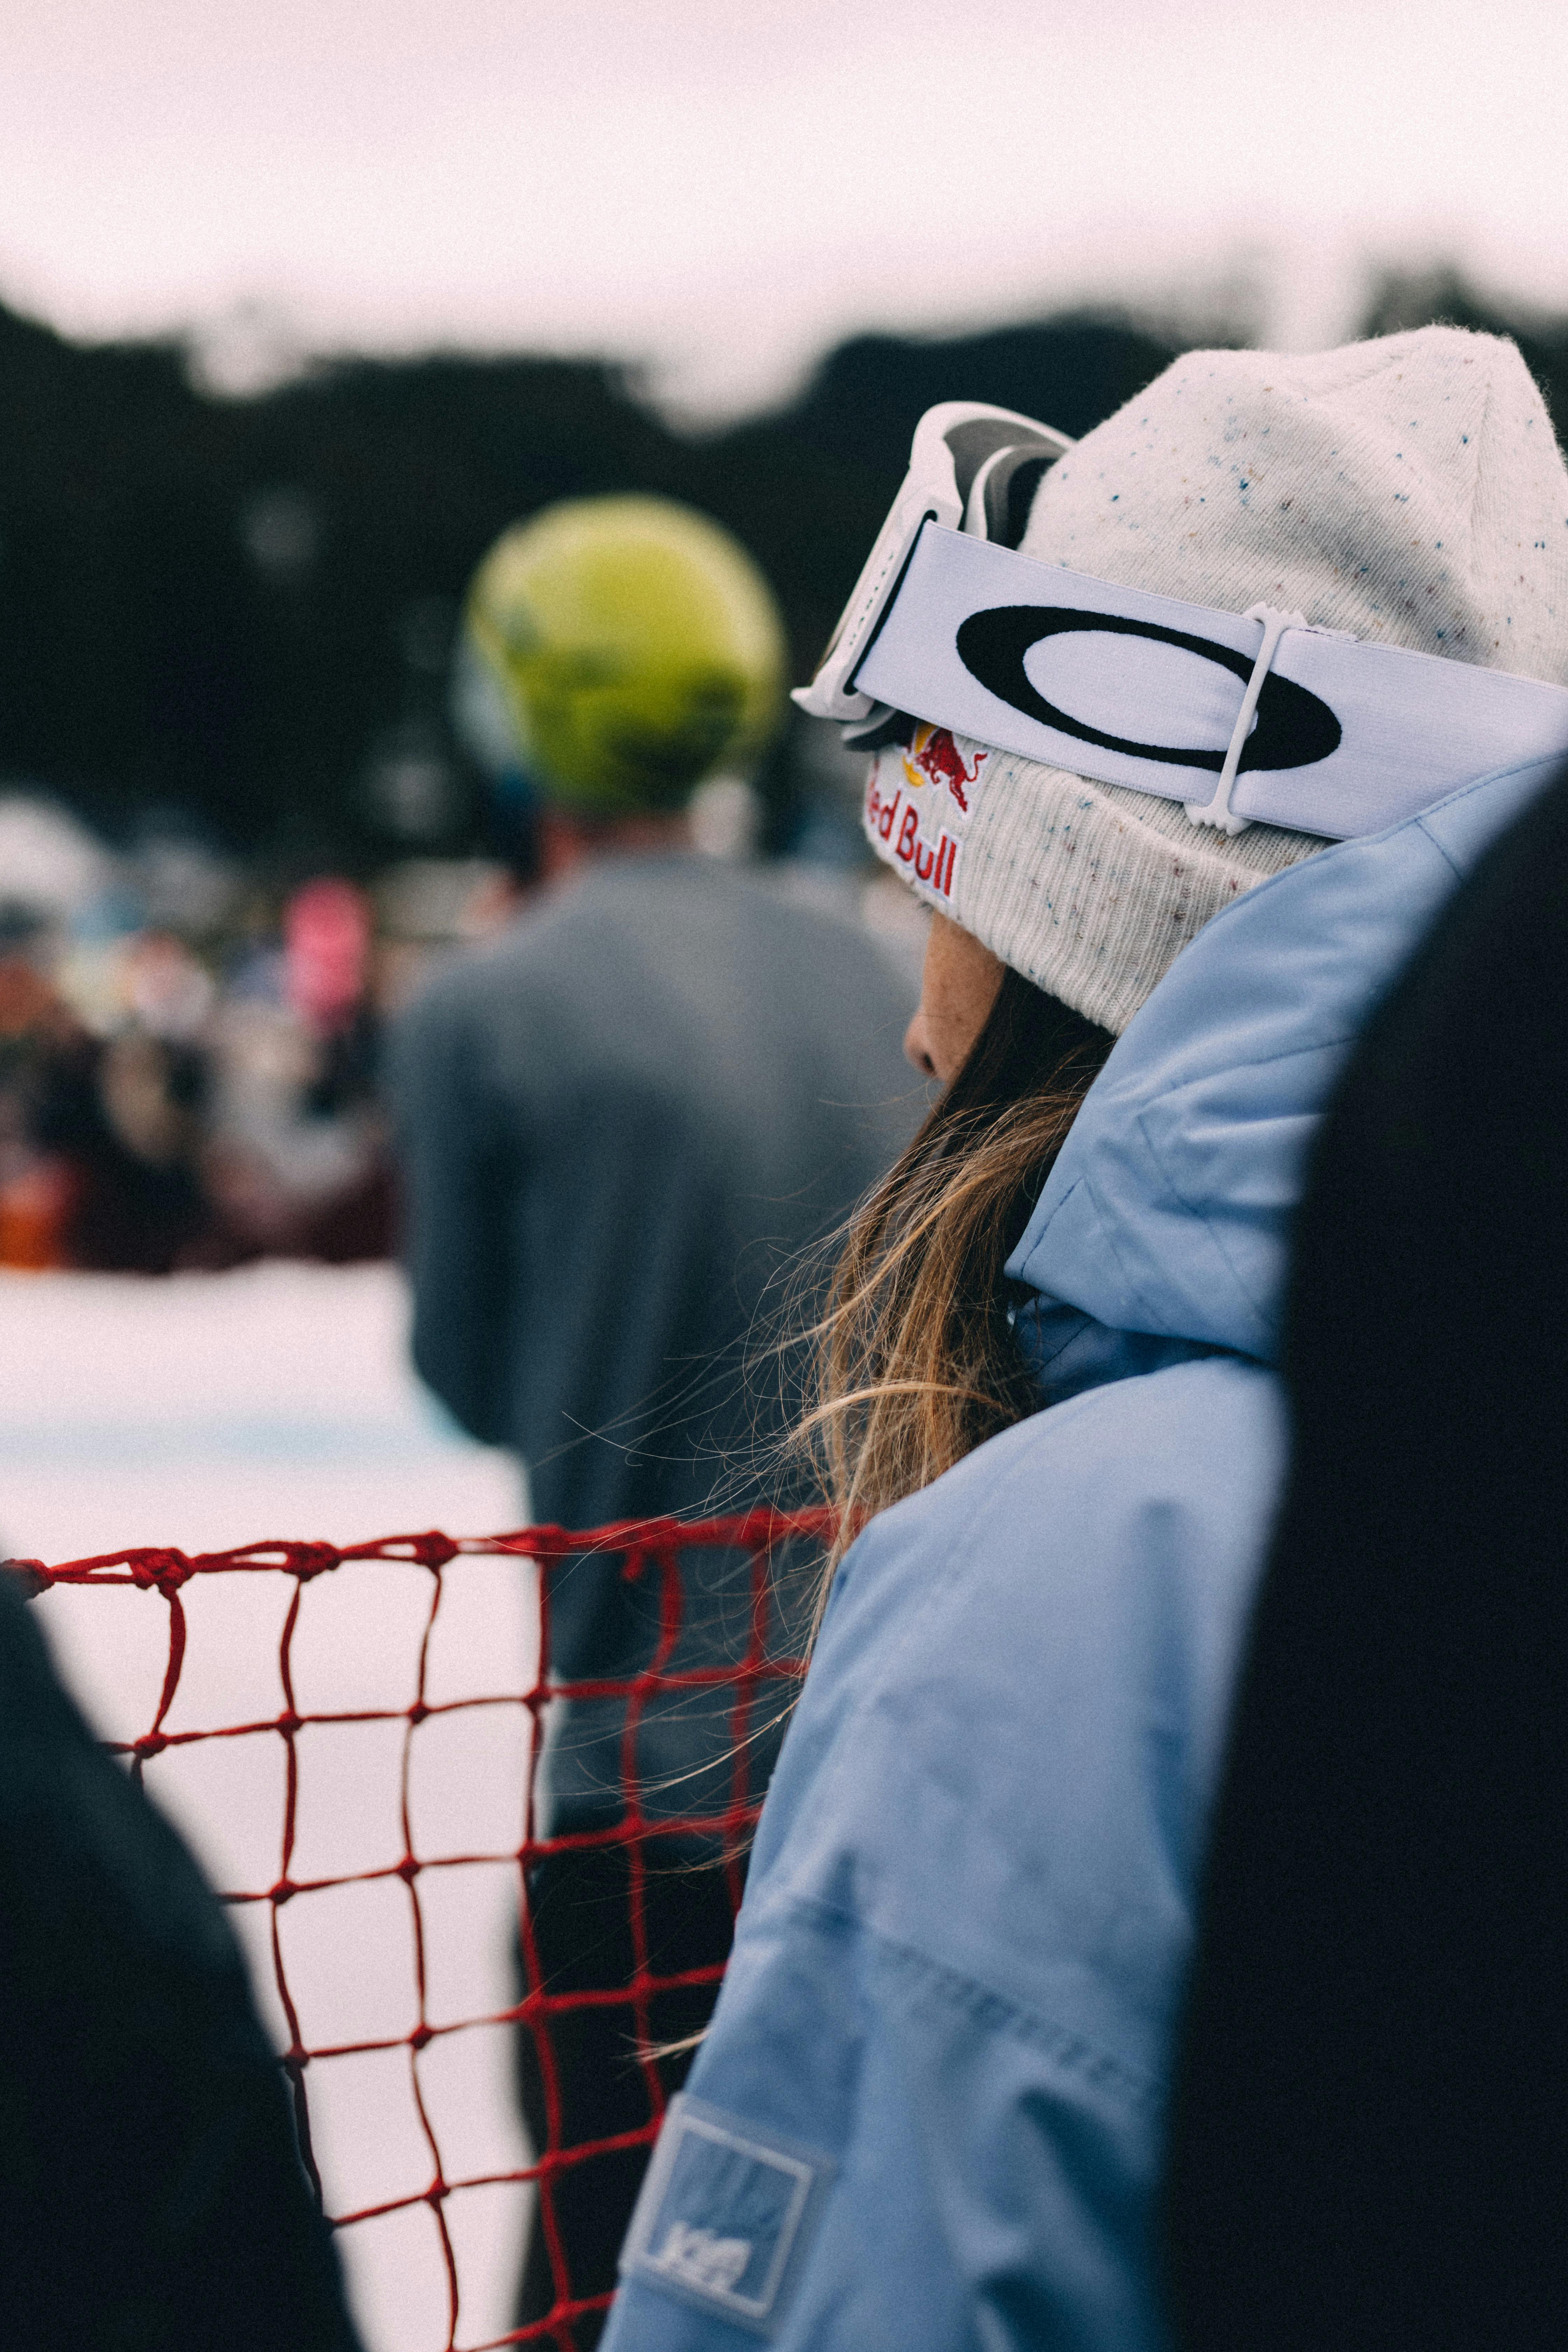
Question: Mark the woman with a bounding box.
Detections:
[600,326,1568,2351]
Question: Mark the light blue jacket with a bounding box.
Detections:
[601,755,1558,2352]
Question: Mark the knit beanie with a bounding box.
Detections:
[862,328,1568,1033]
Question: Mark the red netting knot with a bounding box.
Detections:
[286,1542,342,1582]
[407,1700,429,1726]
[132,1730,169,1759]
[395,1855,421,1884]
[276,1708,302,1736]
[268,1878,299,1906]
[405,1531,460,1570]
[423,2178,449,2206]
[3,1558,49,1597]
[409,2023,434,2052]
[126,1547,193,1597]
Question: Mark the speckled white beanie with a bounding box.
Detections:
[863,327,1568,1033]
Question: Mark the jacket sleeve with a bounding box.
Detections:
[601,1888,1163,2352]
[384,974,516,1447]
[598,1459,1173,2352]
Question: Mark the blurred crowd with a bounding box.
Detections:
[0,791,514,1273]
[0,770,912,1278]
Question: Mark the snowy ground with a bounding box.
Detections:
[1,1262,535,2352]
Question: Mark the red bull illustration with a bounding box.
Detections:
[901,723,988,813]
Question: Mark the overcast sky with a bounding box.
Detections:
[3,0,1566,414]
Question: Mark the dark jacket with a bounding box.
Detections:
[0,1569,360,2352]
[386,853,919,1823]
[1164,758,1568,2352]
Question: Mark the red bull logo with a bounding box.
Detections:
[901,723,987,813]
[865,769,960,900]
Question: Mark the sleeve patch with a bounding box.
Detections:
[620,2094,834,2335]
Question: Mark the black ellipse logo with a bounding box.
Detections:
[954,606,1342,774]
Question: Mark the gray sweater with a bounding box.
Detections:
[386,853,920,1826]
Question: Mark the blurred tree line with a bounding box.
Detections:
[1,274,1563,864]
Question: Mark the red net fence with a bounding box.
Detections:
[19,1511,834,2352]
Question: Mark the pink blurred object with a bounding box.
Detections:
[282,879,371,1033]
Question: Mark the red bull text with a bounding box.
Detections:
[866,772,960,899]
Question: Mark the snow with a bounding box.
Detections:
[1,1262,536,2352]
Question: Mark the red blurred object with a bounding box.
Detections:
[0,1155,78,1268]
[284,880,372,1035]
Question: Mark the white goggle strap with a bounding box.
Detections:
[843,521,1568,842]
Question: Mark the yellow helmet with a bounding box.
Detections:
[464,495,787,816]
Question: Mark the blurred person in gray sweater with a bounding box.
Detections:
[385,495,917,2346]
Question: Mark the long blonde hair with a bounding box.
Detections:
[798,967,1113,1616]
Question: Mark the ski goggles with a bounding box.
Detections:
[794,402,1568,839]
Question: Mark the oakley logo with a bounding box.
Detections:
[955,607,1342,775]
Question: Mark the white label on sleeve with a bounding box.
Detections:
[620,2094,833,2335]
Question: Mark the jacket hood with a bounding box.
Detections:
[1006,753,1563,1372]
